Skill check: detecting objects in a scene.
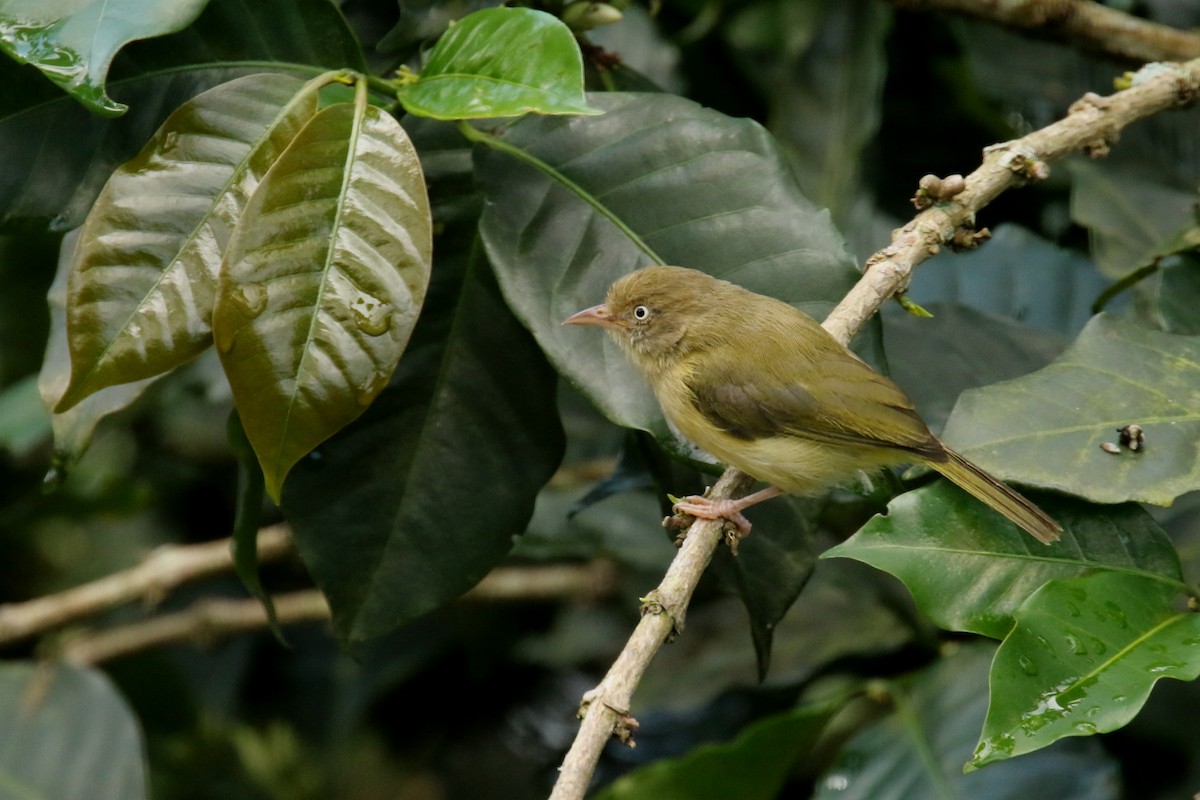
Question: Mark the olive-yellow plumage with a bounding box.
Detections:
[564,266,1060,544]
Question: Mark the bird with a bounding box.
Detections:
[563,265,1060,545]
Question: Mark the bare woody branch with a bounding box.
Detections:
[0,525,295,648]
[890,0,1200,63]
[549,55,1200,800]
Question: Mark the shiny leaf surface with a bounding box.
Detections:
[0,0,208,115]
[55,73,320,411]
[823,484,1184,639]
[395,7,599,119]
[215,97,432,500]
[973,572,1200,768]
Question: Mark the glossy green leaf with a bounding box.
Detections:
[0,0,209,115]
[55,72,321,412]
[281,251,564,641]
[215,96,432,501]
[395,7,600,119]
[1153,253,1200,335]
[596,701,836,800]
[815,645,1120,799]
[475,92,859,449]
[0,661,148,799]
[0,0,365,232]
[39,229,157,467]
[823,484,1184,639]
[972,572,1200,769]
[941,314,1200,504]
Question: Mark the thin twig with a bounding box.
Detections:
[891,0,1200,63]
[0,525,295,648]
[549,56,1200,800]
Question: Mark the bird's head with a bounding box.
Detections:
[563,266,732,370]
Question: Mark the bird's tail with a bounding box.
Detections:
[929,447,1061,544]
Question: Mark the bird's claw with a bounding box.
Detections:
[668,495,753,553]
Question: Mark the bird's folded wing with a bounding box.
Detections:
[685,343,941,458]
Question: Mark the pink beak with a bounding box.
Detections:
[563,303,619,329]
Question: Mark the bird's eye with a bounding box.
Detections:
[633,305,651,320]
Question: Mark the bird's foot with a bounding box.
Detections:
[666,494,753,554]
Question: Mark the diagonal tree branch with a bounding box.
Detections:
[889,0,1200,64]
[549,55,1200,800]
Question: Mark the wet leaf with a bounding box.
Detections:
[0,661,148,800]
[0,0,365,232]
[972,572,1200,769]
[823,485,1184,639]
[0,0,208,115]
[215,95,432,501]
[395,7,600,119]
[941,314,1200,504]
[55,72,321,412]
[815,645,1120,799]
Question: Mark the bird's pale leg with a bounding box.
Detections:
[671,486,785,540]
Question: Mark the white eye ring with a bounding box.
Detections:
[633,305,650,320]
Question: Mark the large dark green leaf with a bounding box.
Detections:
[282,253,565,641]
[54,73,321,412]
[0,0,365,232]
[395,7,599,119]
[0,661,148,800]
[814,645,1120,800]
[972,572,1200,769]
[215,94,432,500]
[823,484,1184,639]
[0,0,209,115]
[475,92,858,448]
[941,314,1200,504]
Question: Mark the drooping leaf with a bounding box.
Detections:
[972,572,1200,769]
[0,0,209,115]
[395,7,600,119]
[1153,253,1200,335]
[823,484,1184,639]
[0,661,148,800]
[55,72,322,412]
[39,229,157,466]
[215,94,432,501]
[595,701,836,800]
[941,313,1200,504]
[475,92,859,449]
[227,410,282,642]
[815,645,1120,800]
[0,0,365,232]
[282,249,564,641]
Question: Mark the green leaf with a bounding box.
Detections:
[884,302,1065,432]
[281,251,565,641]
[596,701,836,800]
[0,661,148,799]
[54,72,322,412]
[227,410,282,643]
[1153,253,1200,335]
[395,7,600,120]
[0,0,209,115]
[823,483,1184,639]
[941,314,1200,505]
[0,0,365,232]
[215,93,432,501]
[816,644,1120,799]
[39,229,157,467]
[972,572,1200,769]
[475,92,859,449]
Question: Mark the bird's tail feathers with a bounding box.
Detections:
[930,448,1061,544]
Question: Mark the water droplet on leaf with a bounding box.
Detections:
[162,130,180,153]
[1017,654,1039,675]
[357,372,388,406]
[233,284,269,318]
[351,293,392,337]
[1065,634,1088,655]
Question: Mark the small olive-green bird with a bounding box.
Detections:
[564,266,1060,544]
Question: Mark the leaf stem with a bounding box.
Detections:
[455,120,666,265]
[1092,261,1160,313]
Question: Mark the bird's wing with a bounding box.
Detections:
[684,331,940,457]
